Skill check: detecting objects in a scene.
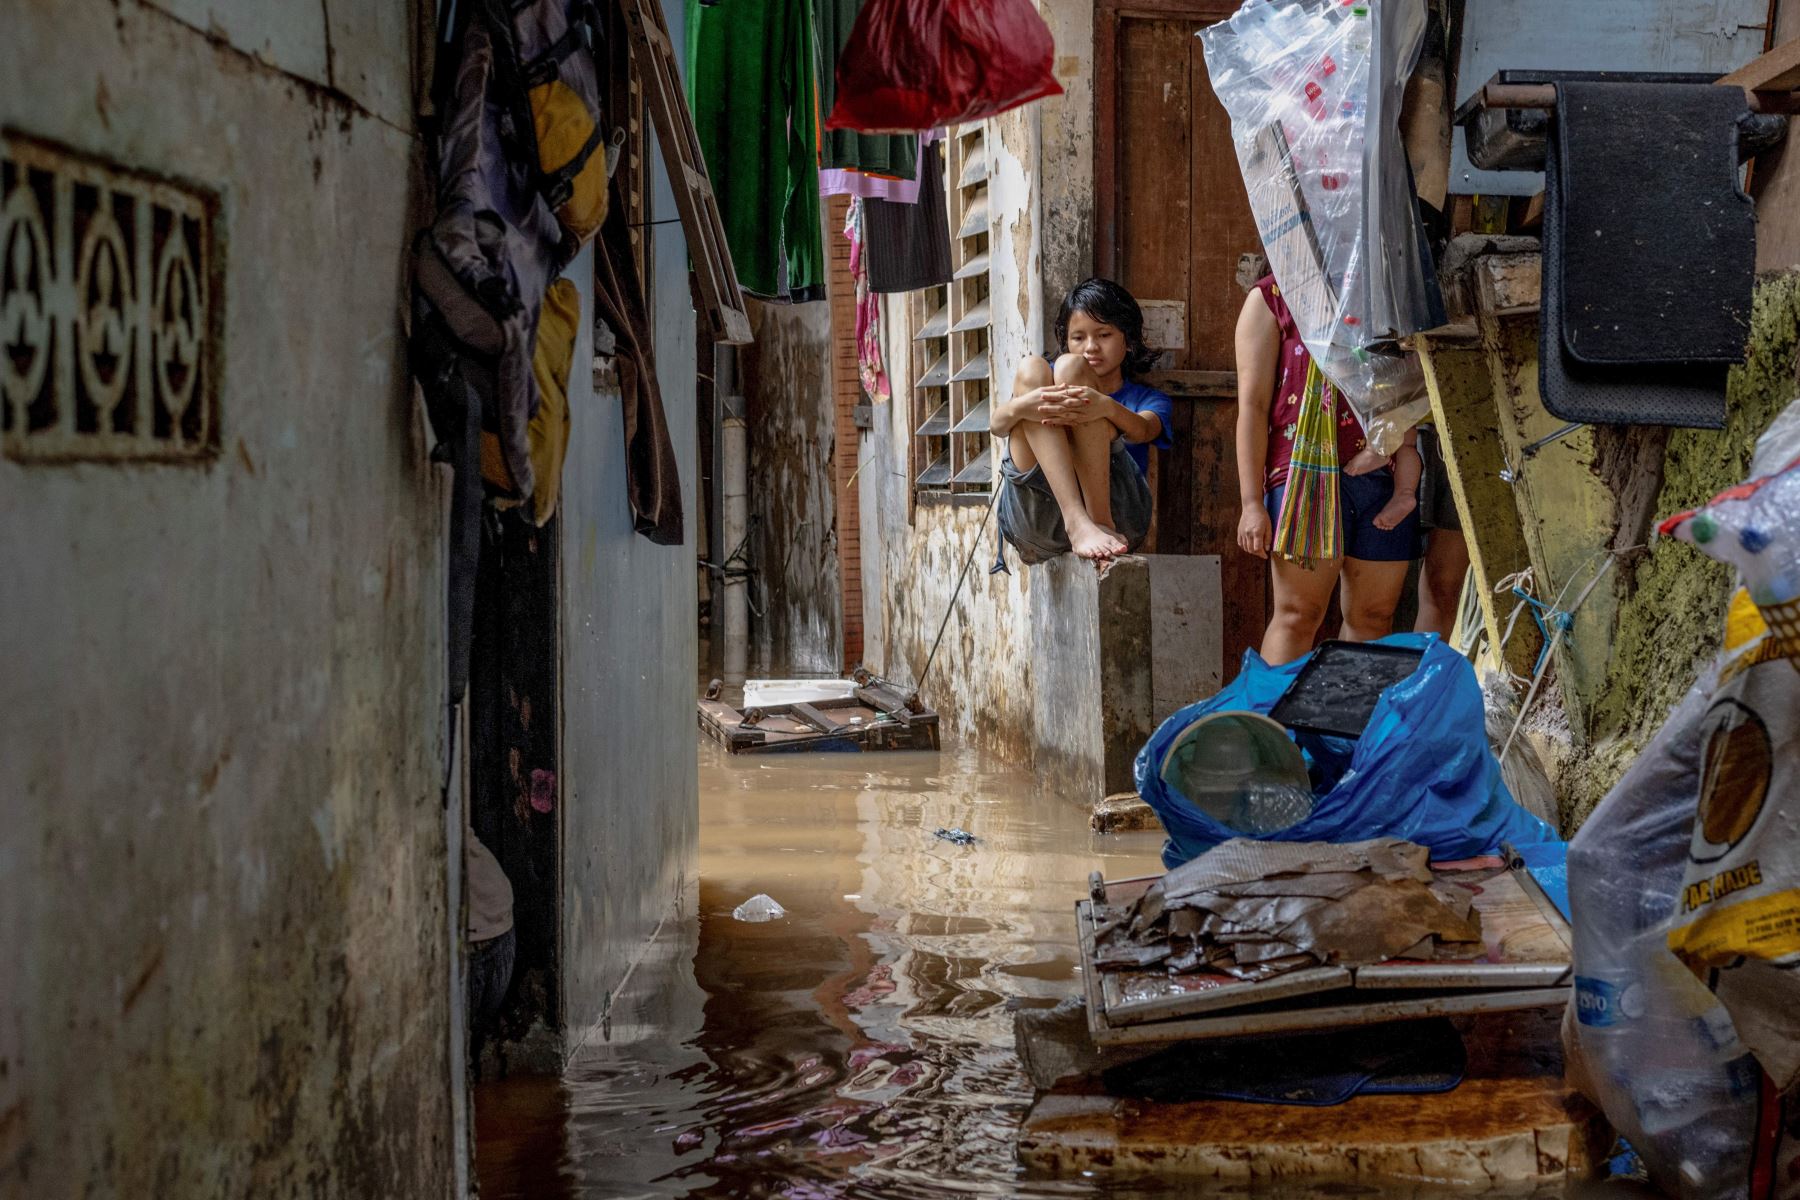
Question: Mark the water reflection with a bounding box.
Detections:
[476,741,1170,1198]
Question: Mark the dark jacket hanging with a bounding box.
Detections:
[594,184,685,545]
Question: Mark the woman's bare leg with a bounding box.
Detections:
[1339,556,1411,642]
[1415,529,1469,637]
[1263,554,1342,665]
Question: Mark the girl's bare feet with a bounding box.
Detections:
[1068,519,1127,560]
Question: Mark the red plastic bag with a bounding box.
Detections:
[824,0,1063,133]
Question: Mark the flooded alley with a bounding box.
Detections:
[476,738,1168,1199]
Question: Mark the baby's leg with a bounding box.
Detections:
[1051,354,1122,539]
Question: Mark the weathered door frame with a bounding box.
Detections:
[1094,0,1241,287]
[1094,0,1270,678]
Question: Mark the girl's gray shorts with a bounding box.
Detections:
[996,437,1152,565]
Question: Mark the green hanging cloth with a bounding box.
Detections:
[813,0,916,179]
[685,0,824,300]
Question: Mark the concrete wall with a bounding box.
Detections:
[558,0,701,1050]
[742,300,843,676]
[1,2,454,1195]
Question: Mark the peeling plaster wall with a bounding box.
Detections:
[1,2,453,1195]
[742,300,843,675]
[860,114,1044,763]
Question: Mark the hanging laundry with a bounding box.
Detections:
[686,0,825,301]
[845,200,889,403]
[594,181,685,545]
[862,139,953,294]
[820,127,942,203]
[824,0,1062,133]
[813,0,916,186]
[484,278,580,528]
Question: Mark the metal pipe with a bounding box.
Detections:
[721,396,749,686]
[1479,81,1794,115]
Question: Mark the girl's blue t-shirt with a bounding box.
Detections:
[1112,380,1174,477]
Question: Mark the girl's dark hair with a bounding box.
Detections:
[1055,278,1160,377]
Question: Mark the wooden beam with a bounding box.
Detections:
[1718,35,1800,94]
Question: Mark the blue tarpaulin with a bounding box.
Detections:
[1136,634,1562,869]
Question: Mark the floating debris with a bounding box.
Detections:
[732,894,788,923]
[933,827,978,846]
[1094,838,1484,983]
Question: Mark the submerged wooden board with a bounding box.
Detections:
[1081,863,1572,1043]
[697,688,940,754]
[1020,1007,1609,1187]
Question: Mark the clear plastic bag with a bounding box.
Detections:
[1200,0,1443,454]
[1565,675,1761,1200]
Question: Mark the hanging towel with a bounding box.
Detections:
[686,0,824,301]
[594,184,684,545]
[1272,360,1343,566]
[813,0,917,181]
[845,199,890,402]
[863,140,953,294]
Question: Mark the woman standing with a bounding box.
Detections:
[1233,276,1422,665]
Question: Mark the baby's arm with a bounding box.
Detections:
[1372,431,1422,531]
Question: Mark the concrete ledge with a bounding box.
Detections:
[1031,554,1223,807]
[1017,1010,1608,1190]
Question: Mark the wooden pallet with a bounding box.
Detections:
[698,677,940,754]
[1076,861,1573,1047]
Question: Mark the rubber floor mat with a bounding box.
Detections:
[1540,80,1751,428]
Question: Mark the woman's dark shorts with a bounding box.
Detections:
[1416,424,1462,534]
[997,437,1152,565]
[1263,470,1421,563]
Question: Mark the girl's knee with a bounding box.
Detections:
[1052,353,1097,387]
[1016,355,1053,388]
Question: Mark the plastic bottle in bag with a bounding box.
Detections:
[1567,676,1760,1198]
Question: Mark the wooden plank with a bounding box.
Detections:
[1717,34,1800,93]
[791,701,850,735]
[1414,333,1542,679]
[1139,369,1237,397]
[617,0,753,346]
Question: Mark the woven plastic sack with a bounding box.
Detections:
[1200,0,1444,454]
[823,0,1063,133]
[1135,634,1560,869]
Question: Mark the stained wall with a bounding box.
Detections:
[1,2,454,1194]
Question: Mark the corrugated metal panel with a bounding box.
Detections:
[1451,0,1767,196]
[916,300,951,340]
[916,353,951,389]
[954,250,991,281]
[917,450,953,487]
[950,398,991,432]
[952,445,993,486]
[951,351,991,384]
[915,403,951,437]
[951,298,992,333]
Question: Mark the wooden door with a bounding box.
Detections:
[1097,0,1268,679]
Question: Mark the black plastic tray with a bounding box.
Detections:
[1267,641,1426,739]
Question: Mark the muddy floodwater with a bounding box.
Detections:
[476,739,1173,1198]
